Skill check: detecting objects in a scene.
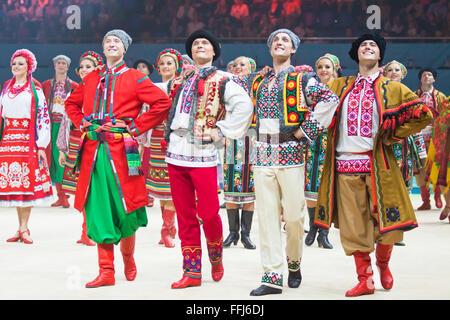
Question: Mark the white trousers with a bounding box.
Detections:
[254,165,306,288]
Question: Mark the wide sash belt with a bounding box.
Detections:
[75,119,142,176]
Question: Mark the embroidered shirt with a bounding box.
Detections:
[51,81,69,115]
[335,71,380,173]
[418,88,435,142]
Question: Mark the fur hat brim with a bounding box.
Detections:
[185,29,221,62]
[349,33,386,64]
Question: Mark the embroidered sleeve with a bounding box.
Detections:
[383,83,433,142]
[299,112,320,142]
[215,78,253,140]
[300,75,339,140]
[36,89,51,149]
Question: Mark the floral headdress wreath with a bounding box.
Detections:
[383,60,407,80]
[315,53,342,75]
[247,57,257,73]
[157,48,183,76]
[10,48,37,75]
[76,50,104,75]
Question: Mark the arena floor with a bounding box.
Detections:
[0,192,449,302]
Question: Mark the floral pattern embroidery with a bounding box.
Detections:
[347,75,375,138]
[335,159,371,174]
[182,246,202,279]
[258,72,280,119]
[261,271,283,287]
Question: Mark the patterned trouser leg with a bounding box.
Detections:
[207,238,223,266]
[182,246,202,279]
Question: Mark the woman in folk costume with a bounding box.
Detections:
[304,53,341,249]
[145,48,184,248]
[383,61,412,190]
[42,55,78,208]
[65,29,172,288]
[383,60,424,247]
[384,61,428,195]
[57,51,104,246]
[426,96,450,222]
[314,33,433,297]
[222,56,257,250]
[1,49,52,244]
[133,59,155,208]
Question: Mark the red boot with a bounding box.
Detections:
[375,243,394,290]
[160,209,176,248]
[120,234,137,281]
[345,251,375,297]
[77,211,96,246]
[85,243,115,288]
[417,186,431,210]
[434,188,443,209]
[211,262,224,282]
[171,276,201,289]
[51,183,64,207]
[61,194,70,208]
[439,206,450,221]
[172,247,202,288]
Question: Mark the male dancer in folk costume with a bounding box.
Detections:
[164,29,253,289]
[65,29,172,288]
[248,29,339,296]
[414,67,447,211]
[314,33,433,297]
[42,55,78,208]
[57,51,105,246]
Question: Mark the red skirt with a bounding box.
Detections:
[0,118,52,207]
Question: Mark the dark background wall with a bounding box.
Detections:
[0,42,448,95]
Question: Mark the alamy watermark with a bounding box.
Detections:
[66,5,81,30]
[366,5,381,30]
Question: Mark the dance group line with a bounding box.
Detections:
[0,27,449,298]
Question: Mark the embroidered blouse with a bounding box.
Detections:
[0,84,50,149]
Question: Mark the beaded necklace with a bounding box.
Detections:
[7,80,29,99]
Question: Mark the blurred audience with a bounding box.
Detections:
[0,0,448,43]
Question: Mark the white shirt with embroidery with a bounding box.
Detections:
[335,72,380,164]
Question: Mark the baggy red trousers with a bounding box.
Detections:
[168,163,223,279]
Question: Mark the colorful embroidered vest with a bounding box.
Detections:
[165,68,230,144]
[192,72,229,141]
[250,70,308,133]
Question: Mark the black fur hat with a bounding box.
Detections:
[418,67,437,80]
[349,33,386,63]
[185,29,221,62]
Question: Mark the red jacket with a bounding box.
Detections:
[65,62,171,213]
